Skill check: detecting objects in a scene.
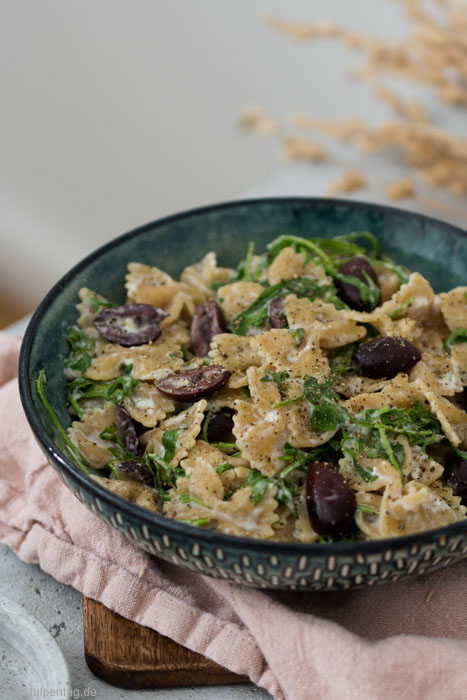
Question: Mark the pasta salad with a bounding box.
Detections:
[49,232,467,542]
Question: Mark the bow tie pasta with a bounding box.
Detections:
[54,234,467,542]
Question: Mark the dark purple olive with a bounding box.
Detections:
[116,404,140,455]
[446,458,467,505]
[94,303,168,346]
[205,407,235,443]
[268,296,287,328]
[156,365,231,401]
[117,461,153,487]
[352,337,421,379]
[306,462,356,536]
[335,257,380,311]
[190,300,226,357]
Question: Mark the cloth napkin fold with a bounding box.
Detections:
[1,332,467,700]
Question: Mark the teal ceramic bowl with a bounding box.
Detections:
[19,198,467,591]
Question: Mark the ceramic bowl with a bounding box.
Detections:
[19,197,467,591]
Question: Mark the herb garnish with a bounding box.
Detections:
[36,370,89,473]
[445,328,467,351]
[229,276,346,335]
[289,327,305,347]
[64,326,96,374]
[89,297,115,312]
[389,296,415,320]
[67,364,138,418]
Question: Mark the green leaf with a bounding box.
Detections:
[64,325,96,373]
[215,463,237,474]
[89,297,115,312]
[229,276,346,335]
[67,365,138,418]
[265,235,381,310]
[289,327,305,347]
[177,517,211,527]
[36,370,89,474]
[161,429,180,463]
[445,328,467,351]
[241,470,272,505]
[303,376,348,433]
[357,503,380,515]
[178,493,212,509]
[261,370,289,396]
[211,442,239,454]
[99,423,135,463]
[329,342,359,376]
[389,296,415,320]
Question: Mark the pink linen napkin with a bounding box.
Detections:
[1,331,467,700]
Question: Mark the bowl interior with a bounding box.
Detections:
[21,197,467,500]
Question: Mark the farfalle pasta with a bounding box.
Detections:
[58,233,467,542]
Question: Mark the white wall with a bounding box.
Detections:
[0,0,408,309]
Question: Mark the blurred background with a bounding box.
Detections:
[1,0,465,327]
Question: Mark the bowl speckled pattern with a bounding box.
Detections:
[19,198,467,591]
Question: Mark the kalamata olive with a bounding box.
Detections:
[306,462,356,536]
[446,457,467,505]
[117,461,153,487]
[268,296,287,329]
[94,303,168,346]
[190,300,226,357]
[335,257,380,311]
[156,365,231,401]
[352,337,421,379]
[205,407,235,443]
[116,403,140,455]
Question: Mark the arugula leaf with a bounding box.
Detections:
[237,469,297,517]
[341,435,377,482]
[229,276,346,335]
[329,342,359,376]
[64,326,96,374]
[215,463,237,474]
[266,235,381,309]
[357,503,380,515]
[36,369,89,474]
[369,255,410,284]
[389,296,415,320]
[303,376,348,433]
[178,493,212,509]
[161,429,180,463]
[99,423,136,464]
[261,370,289,396]
[241,470,272,504]
[211,442,240,455]
[177,517,211,526]
[445,328,467,351]
[67,364,137,418]
[89,297,115,312]
[289,327,305,347]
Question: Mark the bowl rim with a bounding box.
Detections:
[19,195,467,555]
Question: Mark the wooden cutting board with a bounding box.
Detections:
[83,596,250,689]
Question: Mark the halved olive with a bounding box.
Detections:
[94,303,168,346]
[268,296,287,329]
[115,403,140,455]
[117,461,153,487]
[205,407,235,443]
[190,301,226,357]
[157,365,231,401]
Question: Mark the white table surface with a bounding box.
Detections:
[3,163,466,698]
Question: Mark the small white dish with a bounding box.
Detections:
[0,596,71,698]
